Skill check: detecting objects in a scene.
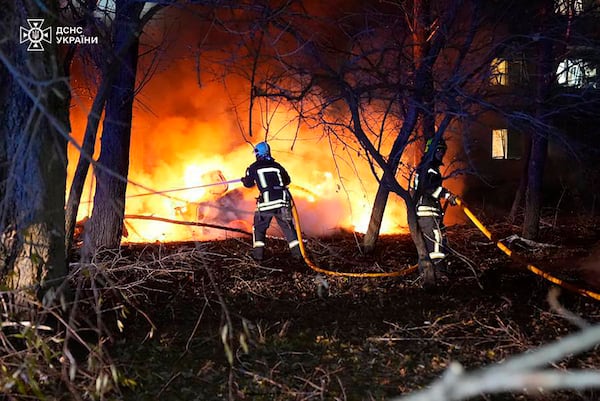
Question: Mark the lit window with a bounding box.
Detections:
[555,0,583,15]
[491,58,508,86]
[492,129,509,159]
[491,58,529,87]
[557,59,597,88]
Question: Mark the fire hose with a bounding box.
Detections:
[291,193,600,300]
[290,195,418,278]
[455,197,600,301]
[121,177,600,299]
[126,178,243,199]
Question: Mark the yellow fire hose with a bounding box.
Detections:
[289,193,600,301]
[290,198,418,278]
[455,197,600,301]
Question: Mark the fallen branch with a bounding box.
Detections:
[503,234,560,250]
[124,214,252,236]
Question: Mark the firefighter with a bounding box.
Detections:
[241,142,302,261]
[413,137,457,274]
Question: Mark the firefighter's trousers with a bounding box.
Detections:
[252,207,301,260]
[417,214,447,266]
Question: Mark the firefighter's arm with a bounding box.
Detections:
[429,170,456,205]
[281,165,291,187]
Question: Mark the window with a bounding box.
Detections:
[490,58,528,86]
[491,58,508,86]
[510,59,529,85]
[492,129,509,159]
[557,59,598,88]
[555,0,583,15]
[492,129,520,160]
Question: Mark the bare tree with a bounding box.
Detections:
[64,0,115,253]
[75,1,166,257]
[515,0,600,238]
[212,0,502,284]
[362,0,438,254]
[214,0,600,272]
[69,0,231,256]
[480,0,600,238]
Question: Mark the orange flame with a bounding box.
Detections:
[67,67,430,243]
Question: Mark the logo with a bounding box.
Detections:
[19,18,99,51]
[20,19,52,52]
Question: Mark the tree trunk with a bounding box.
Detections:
[362,106,420,253]
[522,1,554,240]
[413,0,436,144]
[84,0,143,256]
[522,130,548,239]
[509,133,532,223]
[65,81,107,252]
[0,1,70,295]
[65,7,155,253]
[362,0,433,253]
[362,188,390,253]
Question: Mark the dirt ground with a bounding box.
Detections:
[101,216,600,401]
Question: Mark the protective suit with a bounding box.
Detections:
[414,138,457,270]
[241,142,302,261]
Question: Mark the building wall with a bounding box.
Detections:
[460,101,600,216]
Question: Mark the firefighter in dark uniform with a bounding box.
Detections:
[241,142,302,261]
[414,138,457,272]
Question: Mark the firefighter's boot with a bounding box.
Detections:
[290,243,302,260]
[252,246,264,261]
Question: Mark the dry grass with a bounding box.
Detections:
[1,217,600,400]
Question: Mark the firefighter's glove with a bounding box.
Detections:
[446,193,458,206]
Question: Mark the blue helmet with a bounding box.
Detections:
[254,142,271,159]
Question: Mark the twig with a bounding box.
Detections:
[185,300,209,353]
[155,371,181,400]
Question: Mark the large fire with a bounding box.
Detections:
[64,2,472,245]
[67,59,463,244]
[69,108,407,241]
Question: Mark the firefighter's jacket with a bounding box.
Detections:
[414,160,450,218]
[242,158,292,211]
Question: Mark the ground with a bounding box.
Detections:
[94,216,600,401]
